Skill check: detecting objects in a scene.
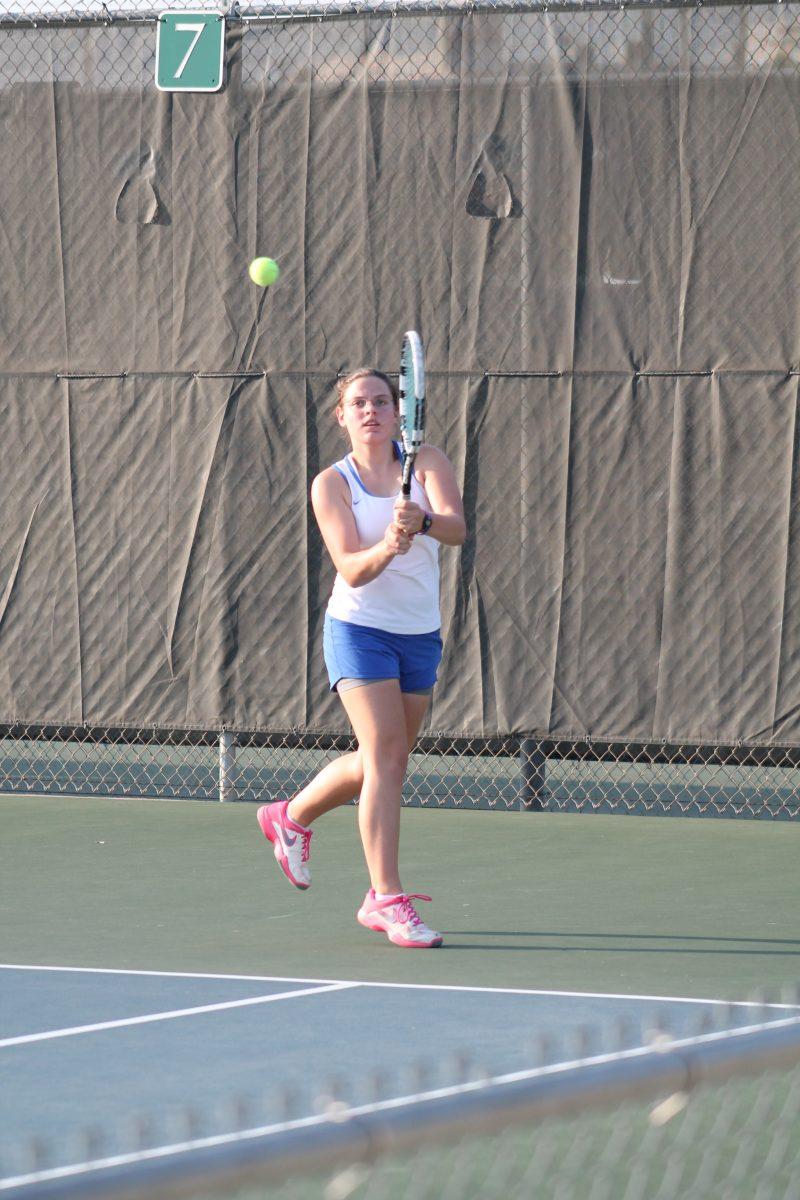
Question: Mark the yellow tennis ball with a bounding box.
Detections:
[248,256,280,287]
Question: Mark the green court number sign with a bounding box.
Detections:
[155,12,225,93]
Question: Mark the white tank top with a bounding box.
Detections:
[326,443,441,634]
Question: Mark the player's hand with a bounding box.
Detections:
[384,522,412,555]
[393,497,425,535]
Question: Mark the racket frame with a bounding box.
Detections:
[398,330,426,497]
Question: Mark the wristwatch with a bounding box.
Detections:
[420,512,434,535]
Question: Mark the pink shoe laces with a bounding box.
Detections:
[283,804,312,861]
[376,893,432,925]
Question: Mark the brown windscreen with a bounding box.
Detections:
[0,5,798,742]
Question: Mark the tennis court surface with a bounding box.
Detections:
[2,794,799,1198]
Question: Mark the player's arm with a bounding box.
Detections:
[394,445,466,546]
[311,468,411,587]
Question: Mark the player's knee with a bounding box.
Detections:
[364,742,407,784]
[349,753,365,786]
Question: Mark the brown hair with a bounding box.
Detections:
[335,368,398,412]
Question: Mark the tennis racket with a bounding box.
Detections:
[398,330,426,496]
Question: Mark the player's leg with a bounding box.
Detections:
[340,627,438,893]
[337,678,409,895]
[286,687,430,826]
[257,617,437,895]
[281,617,393,828]
[286,749,362,825]
[342,682,442,948]
[258,686,429,890]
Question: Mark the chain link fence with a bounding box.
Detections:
[1,0,799,817]
[2,724,800,817]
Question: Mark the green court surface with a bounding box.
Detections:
[3,793,798,1000]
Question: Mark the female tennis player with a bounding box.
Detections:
[257,368,465,948]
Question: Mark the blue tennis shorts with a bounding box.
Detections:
[323,614,443,694]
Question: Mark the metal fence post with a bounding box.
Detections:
[219,731,236,802]
[519,738,545,811]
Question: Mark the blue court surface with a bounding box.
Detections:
[2,962,798,1197]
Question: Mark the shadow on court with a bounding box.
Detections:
[447,931,800,956]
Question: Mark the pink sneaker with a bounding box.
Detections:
[257,801,312,890]
[357,890,443,948]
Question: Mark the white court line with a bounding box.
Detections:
[1,963,798,1010]
[0,982,357,1049]
[3,1012,800,1194]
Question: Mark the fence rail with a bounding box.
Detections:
[2,1013,799,1200]
[3,0,799,18]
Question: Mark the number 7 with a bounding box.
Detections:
[174,22,205,79]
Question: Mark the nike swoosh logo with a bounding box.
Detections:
[280,828,297,848]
